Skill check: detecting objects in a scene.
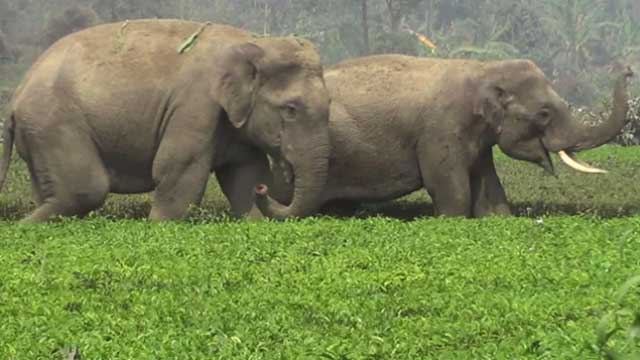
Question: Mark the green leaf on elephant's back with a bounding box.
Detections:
[177,22,211,54]
[177,34,198,54]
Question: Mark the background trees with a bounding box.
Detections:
[0,0,638,106]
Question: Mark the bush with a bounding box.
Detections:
[616,97,640,146]
[40,5,99,48]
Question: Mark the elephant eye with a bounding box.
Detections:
[536,108,551,126]
[538,109,550,117]
[281,103,298,121]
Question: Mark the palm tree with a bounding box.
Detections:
[448,14,520,60]
[542,0,606,71]
[600,13,640,60]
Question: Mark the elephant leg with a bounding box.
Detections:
[470,150,512,217]
[149,145,213,221]
[421,171,471,217]
[25,160,43,206]
[149,107,219,221]
[216,156,270,219]
[19,128,110,224]
[420,166,472,217]
[417,143,472,217]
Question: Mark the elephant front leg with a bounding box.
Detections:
[419,154,472,217]
[470,149,512,218]
[150,159,212,221]
[150,138,214,221]
[216,156,271,219]
[424,174,472,217]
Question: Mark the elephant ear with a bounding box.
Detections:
[472,81,513,134]
[212,42,265,129]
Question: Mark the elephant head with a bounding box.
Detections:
[471,60,633,174]
[212,36,330,219]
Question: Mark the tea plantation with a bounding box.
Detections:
[1,146,639,359]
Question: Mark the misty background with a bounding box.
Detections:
[0,0,639,125]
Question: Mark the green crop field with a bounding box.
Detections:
[1,146,639,359]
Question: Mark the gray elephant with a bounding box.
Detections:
[265,55,633,218]
[0,19,331,223]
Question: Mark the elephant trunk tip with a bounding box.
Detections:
[254,185,301,220]
[255,184,268,196]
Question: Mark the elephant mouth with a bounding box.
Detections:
[539,144,555,175]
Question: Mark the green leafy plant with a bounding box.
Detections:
[592,276,640,359]
[1,146,640,359]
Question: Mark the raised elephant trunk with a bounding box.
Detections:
[568,66,633,152]
[542,66,633,173]
[255,133,330,219]
[545,66,633,153]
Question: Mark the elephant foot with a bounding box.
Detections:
[473,203,512,218]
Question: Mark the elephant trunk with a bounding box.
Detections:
[558,66,633,152]
[255,133,329,219]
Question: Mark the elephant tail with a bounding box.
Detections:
[0,112,14,193]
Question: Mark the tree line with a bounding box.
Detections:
[0,0,639,105]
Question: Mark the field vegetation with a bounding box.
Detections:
[1,0,640,358]
[1,146,639,359]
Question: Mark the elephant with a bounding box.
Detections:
[263,55,633,218]
[0,19,331,223]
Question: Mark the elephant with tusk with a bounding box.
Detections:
[266,55,633,218]
[0,20,331,223]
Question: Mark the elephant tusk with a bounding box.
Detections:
[558,150,608,174]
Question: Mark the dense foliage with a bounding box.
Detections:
[1,3,639,358]
[1,217,639,359]
[1,145,640,358]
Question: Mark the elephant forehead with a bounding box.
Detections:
[257,38,323,71]
[503,73,550,96]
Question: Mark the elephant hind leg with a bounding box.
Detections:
[25,160,44,207]
[19,128,110,224]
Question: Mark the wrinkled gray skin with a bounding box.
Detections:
[0,20,331,223]
[268,55,633,218]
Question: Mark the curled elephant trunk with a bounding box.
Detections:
[255,135,330,219]
[545,66,634,173]
[569,66,634,152]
